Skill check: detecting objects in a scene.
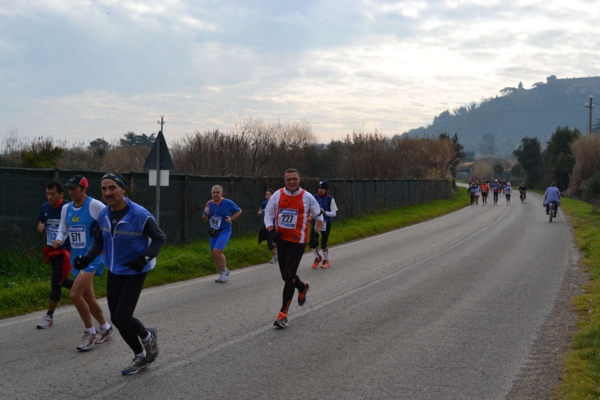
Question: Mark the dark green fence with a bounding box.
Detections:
[0,168,451,252]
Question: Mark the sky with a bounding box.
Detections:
[1,0,599,146]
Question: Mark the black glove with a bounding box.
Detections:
[74,255,93,270]
[309,231,320,249]
[125,255,149,273]
[268,229,280,245]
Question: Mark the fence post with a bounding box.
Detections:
[126,171,136,202]
[181,174,189,245]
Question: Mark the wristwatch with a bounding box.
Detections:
[144,256,151,263]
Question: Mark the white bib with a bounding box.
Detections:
[278,209,298,229]
[68,225,86,249]
[46,226,58,246]
[210,215,222,230]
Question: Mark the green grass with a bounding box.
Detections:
[555,198,600,399]
[0,190,467,320]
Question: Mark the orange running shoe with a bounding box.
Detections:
[312,256,322,268]
[298,282,310,306]
[321,260,330,269]
[273,312,288,328]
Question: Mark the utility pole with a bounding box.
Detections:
[155,115,166,223]
[490,145,494,180]
[585,96,594,134]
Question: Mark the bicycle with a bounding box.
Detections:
[549,202,556,222]
[520,191,525,203]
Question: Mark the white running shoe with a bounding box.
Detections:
[96,325,114,344]
[77,331,98,351]
[215,269,230,283]
[37,314,53,329]
[269,254,278,264]
[143,327,159,363]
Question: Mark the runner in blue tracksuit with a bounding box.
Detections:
[258,188,277,264]
[504,183,513,204]
[54,175,112,351]
[310,180,338,269]
[491,180,500,205]
[36,180,74,329]
[77,172,166,375]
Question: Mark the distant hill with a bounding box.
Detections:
[404,75,600,156]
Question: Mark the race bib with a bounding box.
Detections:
[321,222,327,232]
[68,225,86,249]
[46,226,58,246]
[210,215,222,230]
[278,209,298,229]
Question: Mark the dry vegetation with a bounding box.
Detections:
[1,121,455,179]
[171,120,454,179]
[567,134,600,203]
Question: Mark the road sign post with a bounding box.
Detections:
[144,129,175,224]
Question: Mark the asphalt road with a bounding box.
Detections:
[0,191,575,399]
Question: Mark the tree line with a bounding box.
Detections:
[0,120,463,181]
[512,126,600,204]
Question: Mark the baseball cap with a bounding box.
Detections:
[318,180,329,190]
[65,175,89,188]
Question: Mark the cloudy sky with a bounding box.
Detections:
[1,0,599,146]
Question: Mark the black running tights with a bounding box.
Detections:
[276,240,306,314]
[107,271,149,355]
[49,255,73,302]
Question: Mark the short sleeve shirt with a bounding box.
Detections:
[204,198,241,232]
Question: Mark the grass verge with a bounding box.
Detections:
[555,197,600,399]
[0,190,467,320]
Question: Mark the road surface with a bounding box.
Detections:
[0,191,578,399]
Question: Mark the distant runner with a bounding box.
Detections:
[310,180,338,269]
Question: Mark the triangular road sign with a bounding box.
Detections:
[144,131,175,170]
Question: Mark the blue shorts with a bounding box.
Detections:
[72,255,104,277]
[210,230,232,251]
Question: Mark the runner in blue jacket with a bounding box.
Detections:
[76,173,166,375]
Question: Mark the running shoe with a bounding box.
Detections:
[273,312,288,328]
[77,331,98,351]
[121,356,150,375]
[143,327,159,363]
[321,260,330,269]
[37,314,53,329]
[269,254,278,264]
[215,269,230,283]
[298,282,310,306]
[312,256,322,269]
[96,325,114,344]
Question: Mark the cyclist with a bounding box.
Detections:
[543,182,561,218]
[518,182,527,202]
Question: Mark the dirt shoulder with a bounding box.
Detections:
[507,214,587,400]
